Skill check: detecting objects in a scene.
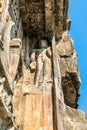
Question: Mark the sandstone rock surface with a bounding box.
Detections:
[64,106,87,130]
[0,0,86,130]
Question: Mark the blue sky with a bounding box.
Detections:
[69,0,87,114]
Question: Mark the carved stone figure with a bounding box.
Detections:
[0,77,5,84]
[34,39,52,87]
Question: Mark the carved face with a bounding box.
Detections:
[38,39,49,49]
[0,0,3,14]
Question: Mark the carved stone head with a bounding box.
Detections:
[38,39,49,49]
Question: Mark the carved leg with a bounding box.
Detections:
[42,58,49,85]
[35,56,43,87]
[25,37,30,68]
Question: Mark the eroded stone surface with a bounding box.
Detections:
[12,78,53,130]
[64,105,87,130]
[0,0,86,130]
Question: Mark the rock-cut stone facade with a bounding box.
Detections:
[0,0,87,130]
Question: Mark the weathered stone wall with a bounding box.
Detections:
[19,0,69,41]
[0,0,87,130]
[0,0,23,90]
[0,0,13,88]
[0,0,23,129]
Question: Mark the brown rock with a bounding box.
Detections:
[0,1,86,130]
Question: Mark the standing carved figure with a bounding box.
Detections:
[35,39,52,87]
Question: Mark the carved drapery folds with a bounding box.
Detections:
[22,39,52,95]
[34,39,52,87]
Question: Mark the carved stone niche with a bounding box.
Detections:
[26,39,52,89]
[0,0,3,14]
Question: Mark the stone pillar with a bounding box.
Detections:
[52,34,64,130]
